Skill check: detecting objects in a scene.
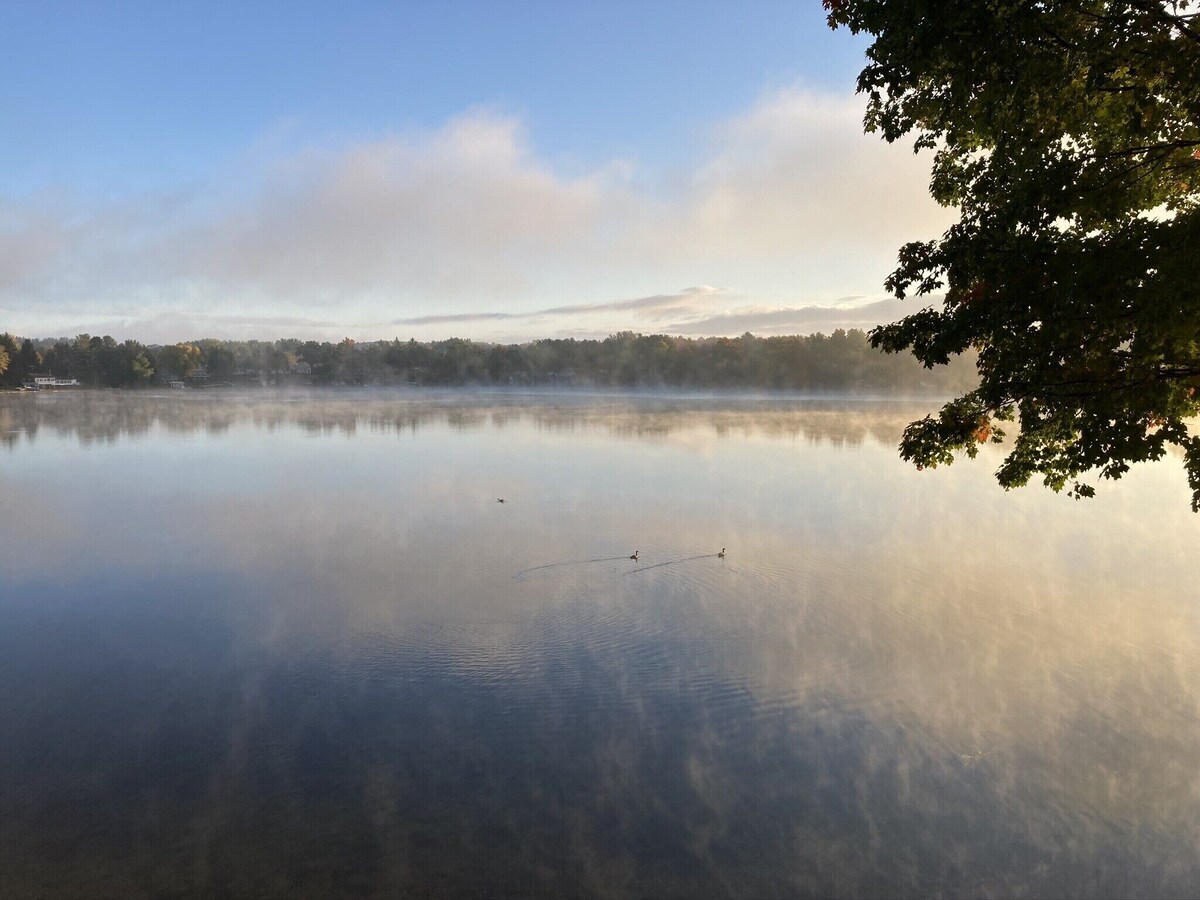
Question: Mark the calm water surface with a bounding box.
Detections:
[2,391,1199,898]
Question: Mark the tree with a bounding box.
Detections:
[0,333,22,386]
[299,340,335,383]
[131,351,155,382]
[17,339,41,382]
[69,334,99,385]
[826,1,1200,506]
[202,343,236,381]
[92,335,123,386]
[334,337,367,384]
[43,341,72,378]
[158,343,202,380]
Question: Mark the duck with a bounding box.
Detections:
[630,550,639,561]
[497,498,506,503]
[717,548,726,558]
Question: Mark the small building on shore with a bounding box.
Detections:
[22,374,81,390]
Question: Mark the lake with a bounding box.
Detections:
[2,391,1199,898]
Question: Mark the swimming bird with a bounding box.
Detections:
[630,550,639,560]
[717,548,726,558]
[497,498,505,503]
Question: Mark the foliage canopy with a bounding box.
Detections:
[826,0,1200,506]
[1,329,977,394]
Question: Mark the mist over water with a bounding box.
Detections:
[2,391,1199,897]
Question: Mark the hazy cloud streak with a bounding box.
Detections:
[664,297,933,336]
[395,287,723,327]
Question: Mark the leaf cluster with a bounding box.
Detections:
[827,0,1200,507]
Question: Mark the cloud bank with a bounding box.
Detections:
[0,89,954,341]
[390,290,928,341]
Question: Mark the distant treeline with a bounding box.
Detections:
[0,330,977,393]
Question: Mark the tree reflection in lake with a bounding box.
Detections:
[1,392,1198,897]
[0,389,920,449]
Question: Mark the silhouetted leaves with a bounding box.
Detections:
[827,0,1200,507]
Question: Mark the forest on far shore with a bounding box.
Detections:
[0,329,977,394]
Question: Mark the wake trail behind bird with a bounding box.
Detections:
[625,554,722,575]
[513,556,631,580]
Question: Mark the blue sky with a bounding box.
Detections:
[1,1,952,343]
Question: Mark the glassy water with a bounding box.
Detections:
[2,391,1199,898]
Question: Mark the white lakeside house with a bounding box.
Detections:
[22,375,81,389]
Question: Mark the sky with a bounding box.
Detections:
[0,1,955,344]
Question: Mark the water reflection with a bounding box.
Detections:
[1,392,1199,897]
[0,389,918,449]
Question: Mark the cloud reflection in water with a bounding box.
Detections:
[1,392,1198,897]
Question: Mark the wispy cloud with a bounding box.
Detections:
[387,292,936,341]
[397,311,517,326]
[664,297,929,336]
[394,286,722,327]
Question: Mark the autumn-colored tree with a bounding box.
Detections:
[159,343,203,380]
[131,351,155,382]
[826,1,1200,506]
